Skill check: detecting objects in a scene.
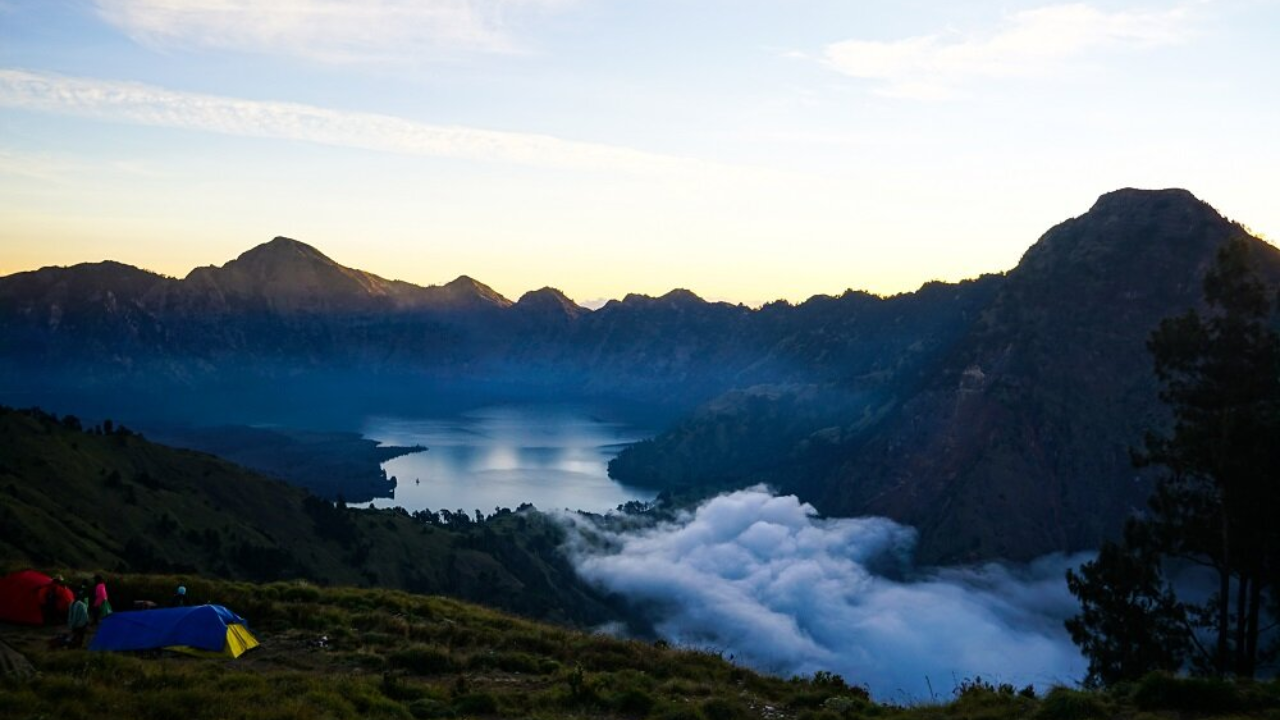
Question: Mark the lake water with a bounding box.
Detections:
[359,405,657,515]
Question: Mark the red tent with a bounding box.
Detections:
[0,570,75,625]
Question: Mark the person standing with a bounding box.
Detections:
[66,590,89,648]
[90,574,110,625]
[170,585,187,607]
[41,575,67,625]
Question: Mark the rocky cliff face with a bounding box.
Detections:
[607,189,1280,562]
[814,188,1279,562]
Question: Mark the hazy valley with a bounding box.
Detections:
[4,188,1278,563]
[6,1,1280,714]
[3,187,1279,708]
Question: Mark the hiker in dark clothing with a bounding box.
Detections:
[41,575,66,625]
[170,585,187,607]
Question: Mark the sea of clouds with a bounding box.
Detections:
[557,487,1088,701]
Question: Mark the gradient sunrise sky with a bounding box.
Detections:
[1,0,1277,305]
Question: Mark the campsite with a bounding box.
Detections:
[0,571,73,627]
[88,604,258,658]
[3,571,1279,719]
[0,570,259,659]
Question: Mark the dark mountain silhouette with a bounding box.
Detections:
[610,189,1280,562]
[819,188,1265,562]
[438,274,513,310]
[179,236,409,313]
[171,237,511,315]
[513,287,586,321]
[2,188,1276,562]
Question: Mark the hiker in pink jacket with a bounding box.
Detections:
[90,574,110,625]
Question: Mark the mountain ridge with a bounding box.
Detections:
[4,187,1276,563]
[606,188,1280,562]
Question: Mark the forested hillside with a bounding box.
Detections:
[0,406,620,626]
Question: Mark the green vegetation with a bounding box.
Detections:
[3,573,1278,720]
[0,406,620,626]
[1068,238,1280,684]
[147,423,425,503]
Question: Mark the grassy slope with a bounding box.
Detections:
[2,573,1277,720]
[2,407,1276,718]
[0,406,616,626]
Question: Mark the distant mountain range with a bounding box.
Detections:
[3,188,1277,563]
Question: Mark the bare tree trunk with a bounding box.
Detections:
[1244,571,1263,678]
[1234,573,1249,675]
[1217,515,1231,676]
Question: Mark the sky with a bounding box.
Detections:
[1,0,1277,306]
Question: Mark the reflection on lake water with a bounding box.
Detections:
[360,406,656,515]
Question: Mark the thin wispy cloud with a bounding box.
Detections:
[0,149,84,183]
[92,0,575,63]
[824,3,1194,100]
[0,69,710,176]
[0,148,162,184]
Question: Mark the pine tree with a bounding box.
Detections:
[1065,522,1188,687]
[1068,237,1280,681]
[1144,237,1280,677]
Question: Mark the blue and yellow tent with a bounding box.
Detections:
[90,604,259,658]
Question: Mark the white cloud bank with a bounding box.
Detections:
[0,69,708,175]
[93,0,574,62]
[560,488,1087,700]
[824,3,1193,99]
